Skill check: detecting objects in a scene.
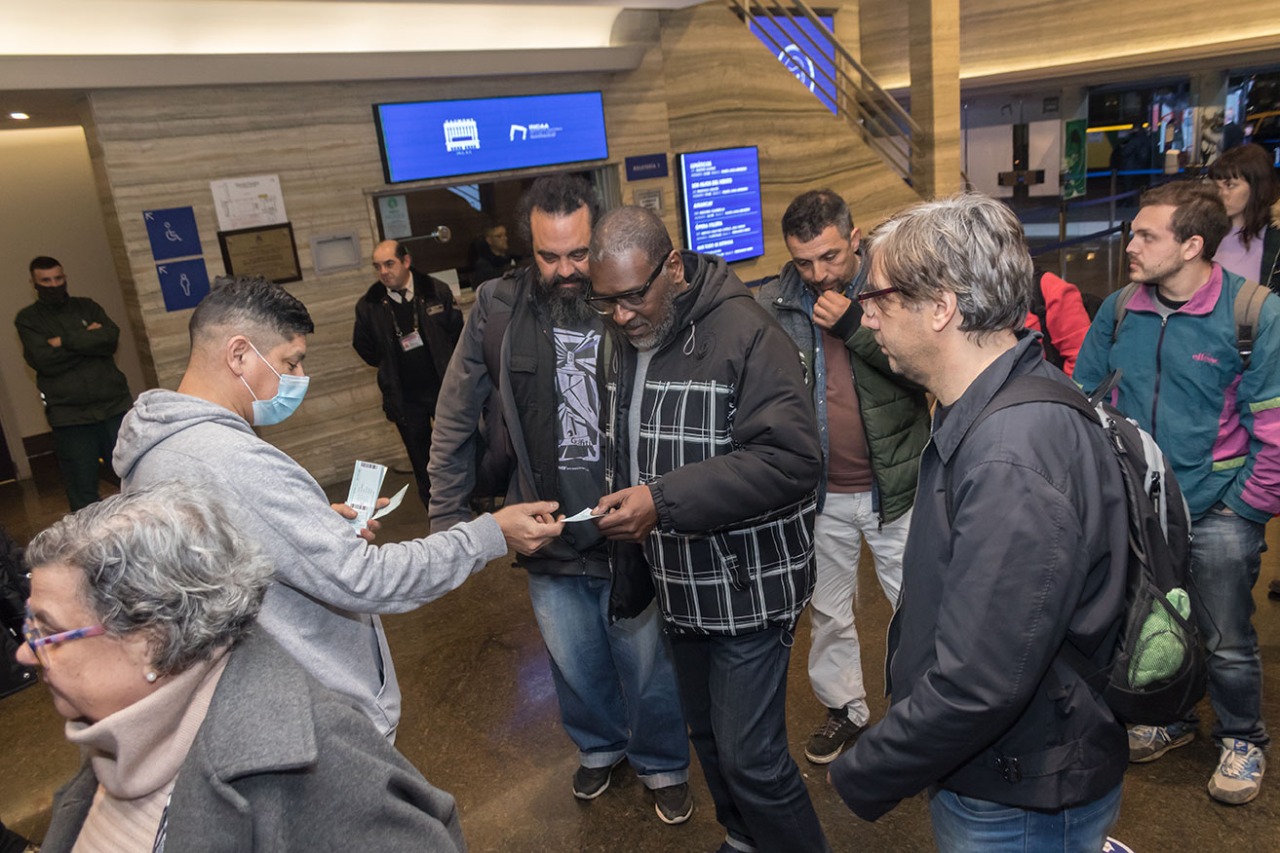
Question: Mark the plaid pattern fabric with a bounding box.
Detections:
[606,376,817,635]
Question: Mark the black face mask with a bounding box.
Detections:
[36,285,69,306]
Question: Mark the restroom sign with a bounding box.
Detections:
[157,258,211,312]
[144,206,202,261]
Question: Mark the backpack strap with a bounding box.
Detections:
[943,375,1099,524]
[1109,282,1142,346]
[1234,278,1268,371]
[1030,271,1063,369]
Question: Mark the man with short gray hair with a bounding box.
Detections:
[829,194,1128,851]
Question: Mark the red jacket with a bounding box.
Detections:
[1025,271,1091,375]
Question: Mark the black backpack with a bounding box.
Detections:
[949,372,1206,726]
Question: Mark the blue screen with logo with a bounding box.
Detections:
[749,15,836,115]
[678,146,765,263]
[374,92,609,183]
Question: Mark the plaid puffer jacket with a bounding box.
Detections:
[605,252,821,635]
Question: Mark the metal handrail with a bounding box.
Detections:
[726,0,920,182]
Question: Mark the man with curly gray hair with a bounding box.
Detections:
[828,193,1129,852]
[22,484,467,852]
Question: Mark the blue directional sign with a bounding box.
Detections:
[157,258,210,312]
[144,206,201,261]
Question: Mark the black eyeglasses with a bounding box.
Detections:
[854,285,900,305]
[585,254,669,316]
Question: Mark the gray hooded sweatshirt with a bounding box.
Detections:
[113,389,507,739]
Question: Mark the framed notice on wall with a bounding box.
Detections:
[218,223,302,284]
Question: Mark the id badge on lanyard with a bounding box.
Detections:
[400,330,424,351]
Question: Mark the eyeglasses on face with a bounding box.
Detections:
[22,608,106,667]
[585,253,669,316]
[854,285,901,305]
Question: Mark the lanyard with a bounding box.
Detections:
[386,291,419,338]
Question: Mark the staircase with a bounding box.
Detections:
[726,0,922,186]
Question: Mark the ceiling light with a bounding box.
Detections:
[8,112,30,120]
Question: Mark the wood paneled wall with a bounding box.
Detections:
[80,5,922,485]
[660,3,921,284]
[860,0,1280,88]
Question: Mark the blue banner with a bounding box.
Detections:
[749,15,837,115]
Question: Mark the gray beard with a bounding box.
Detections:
[631,287,679,351]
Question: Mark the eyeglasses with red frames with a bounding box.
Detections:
[22,608,106,667]
[854,285,901,305]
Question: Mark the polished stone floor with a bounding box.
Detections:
[2,463,1280,851]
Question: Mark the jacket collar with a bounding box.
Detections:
[931,332,1042,465]
[189,629,318,781]
[1125,262,1224,316]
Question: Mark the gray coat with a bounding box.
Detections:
[40,630,466,853]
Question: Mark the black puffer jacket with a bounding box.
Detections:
[604,252,821,634]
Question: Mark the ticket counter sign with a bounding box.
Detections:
[677,146,765,264]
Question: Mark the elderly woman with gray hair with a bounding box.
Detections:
[18,484,465,853]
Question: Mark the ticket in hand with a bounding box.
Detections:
[346,460,387,530]
[562,507,603,523]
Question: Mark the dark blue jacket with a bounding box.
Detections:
[831,335,1128,818]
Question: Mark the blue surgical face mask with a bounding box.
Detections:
[240,341,309,426]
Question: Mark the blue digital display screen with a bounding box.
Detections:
[678,147,765,263]
[374,92,609,184]
[749,15,837,115]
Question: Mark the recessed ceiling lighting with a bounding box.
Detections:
[8,112,30,120]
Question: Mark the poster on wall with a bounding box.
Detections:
[210,174,288,231]
[1063,119,1088,200]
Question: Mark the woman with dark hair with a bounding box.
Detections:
[1208,143,1280,291]
[18,483,465,853]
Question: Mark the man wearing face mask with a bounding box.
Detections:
[113,276,564,740]
[15,256,133,510]
[429,175,693,824]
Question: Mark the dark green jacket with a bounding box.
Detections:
[756,264,929,523]
[14,295,131,428]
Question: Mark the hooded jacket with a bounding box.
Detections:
[756,263,929,522]
[352,269,463,422]
[113,390,507,738]
[604,252,821,635]
[14,295,132,428]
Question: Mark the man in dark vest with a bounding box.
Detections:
[428,175,692,824]
[353,240,463,510]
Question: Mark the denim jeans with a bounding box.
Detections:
[929,783,1122,853]
[1188,506,1269,746]
[669,627,830,853]
[810,492,909,725]
[526,573,689,787]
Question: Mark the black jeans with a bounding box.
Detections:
[669,626,830,853]
[394,399,436,511]
[51,411,124,511]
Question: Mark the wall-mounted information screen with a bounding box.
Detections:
[374,92,609,184]
[677,146,765,263]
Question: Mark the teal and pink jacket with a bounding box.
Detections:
[1074,264,1280,524]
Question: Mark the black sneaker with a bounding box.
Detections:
[804,712,865,764]
[572,757,624,800]
[653,782,693,824]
